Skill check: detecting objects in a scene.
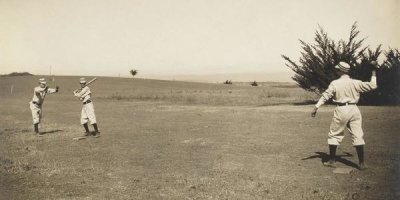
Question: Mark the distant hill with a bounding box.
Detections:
[0,72,33,77]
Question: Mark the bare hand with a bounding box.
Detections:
[73,89,81,94]
[311,107,318,117]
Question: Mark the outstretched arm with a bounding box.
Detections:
[356,69,377,93]
[355,61,378,93]
[46,86,59,94]
[35,86,57,97]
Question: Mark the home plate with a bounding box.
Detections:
[72,136,87,141]
[333,167,353,174]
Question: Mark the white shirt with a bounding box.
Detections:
[74,86,91,102]
[315,74,377,108]
[31,86,57,105]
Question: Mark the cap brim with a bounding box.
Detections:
[335,65,350,73]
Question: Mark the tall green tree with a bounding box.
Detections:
[376,48,400,104]
[281,22,391,104]
[282,22,368,94]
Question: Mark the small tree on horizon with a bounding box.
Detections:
[251,81,258,86]
[224,80,232,84]
[130,69,138,77]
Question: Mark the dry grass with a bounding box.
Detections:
[99,80,316,106]
[0,75,316,106]
[0,76,399,199]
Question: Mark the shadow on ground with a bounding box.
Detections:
[39,129,63,135]
[257,100,317,107]
[302,151,360,169]
[292,100,317,105]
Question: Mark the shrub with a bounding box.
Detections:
[282,22,399,105]
[223,80,232,84]
[251,81,258,86]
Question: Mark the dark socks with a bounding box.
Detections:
[355,145,364,164]
[83,123,90,133]
[92,123,99,133]
[34,123,39,133]
[329,145,337,162]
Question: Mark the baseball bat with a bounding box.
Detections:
[85,77,97,86]
[73,78,97,93]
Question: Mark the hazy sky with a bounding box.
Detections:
[1,0,399,77]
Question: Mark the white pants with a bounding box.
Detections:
[81,102,97,125]
[328,105,365,146]
[29,102,42,124]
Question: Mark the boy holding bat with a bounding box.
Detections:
[73,77,100,137]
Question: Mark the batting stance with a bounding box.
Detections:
[311,61,378,170]
[73,78,100,137]
[30,78,59,134]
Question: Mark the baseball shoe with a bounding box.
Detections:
[83,132,91,137]
[323,160,337,168]
[36,132,44,137]
[358,163,367,171]
[91,131,101,138]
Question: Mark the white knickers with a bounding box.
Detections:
[81,102,97,125]
[328,105,365,146]
[29,102,42,124]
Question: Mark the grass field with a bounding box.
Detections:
[0,75,399,199]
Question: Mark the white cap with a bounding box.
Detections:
[335,62,351,73]
[38,78,47,84]
[79,77,86,84]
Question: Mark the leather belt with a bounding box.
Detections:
[83,100,92,105]
[337,102,356,106]
[32,101,41,106]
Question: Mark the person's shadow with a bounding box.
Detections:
[302,151,359,169]
[39,129,63,135]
